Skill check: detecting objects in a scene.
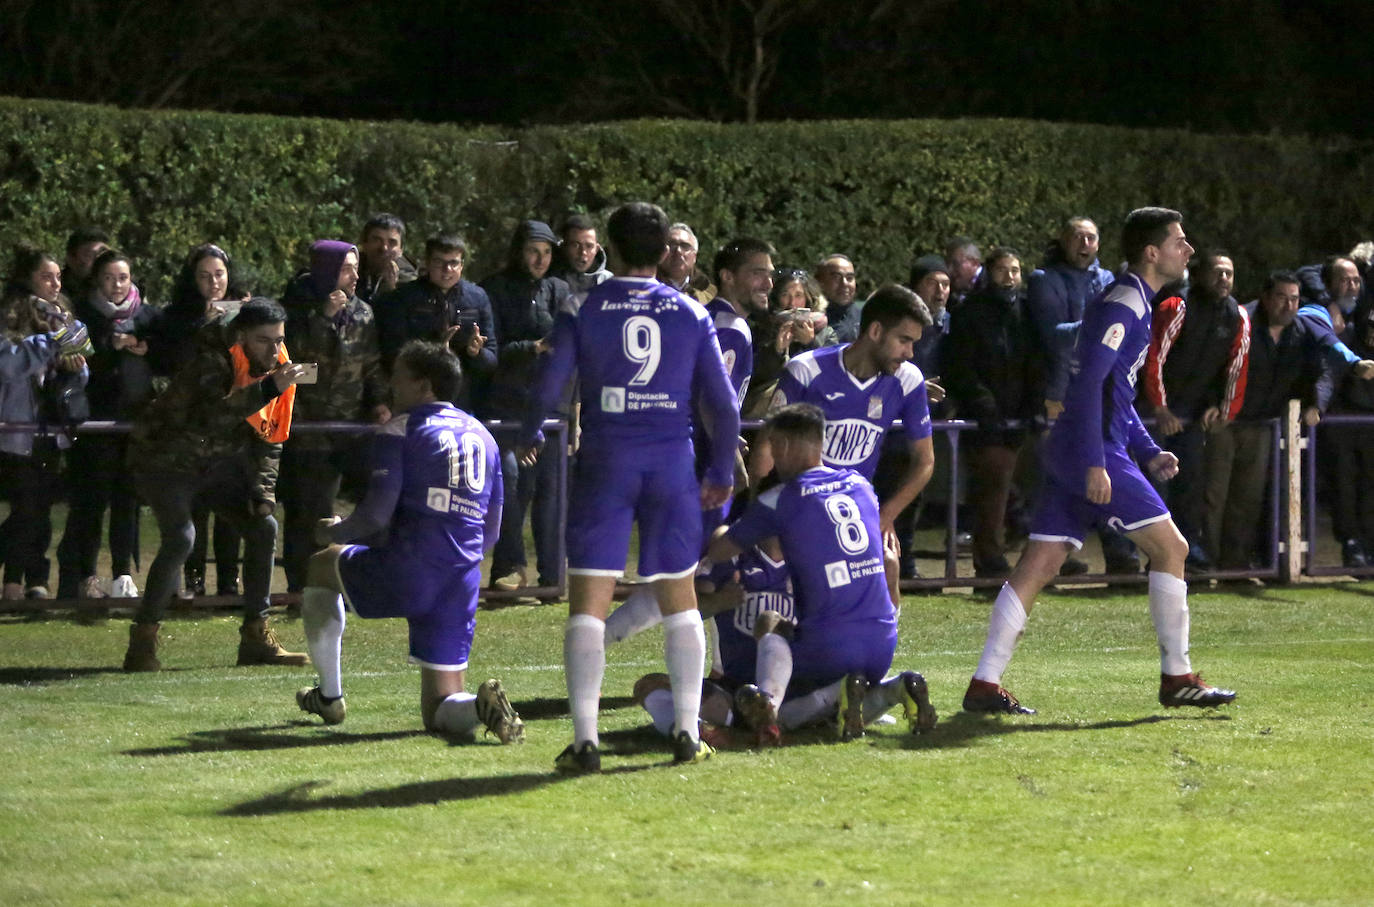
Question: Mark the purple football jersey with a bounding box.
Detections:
[772,345,931,479]
[1047,271,1162,476]
[705,296,754,401]
[526,276,740,487]
[354,402,502,568]
[714,547,793,683]
[726,466,896,629]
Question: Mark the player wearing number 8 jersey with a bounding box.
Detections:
[521,201,740,772]
[292,341,525,744]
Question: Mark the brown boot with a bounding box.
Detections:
[237,617,310,666]
[123,622,161,672]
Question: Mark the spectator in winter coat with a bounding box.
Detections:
[1140,250,1250,568]
[552,214,613,304]
[657,223,716,305]
[481,220,573,593]
[945,249,1046,577]
[0,246,90,600]
[355,213,418,305]
[279,240,388,592]
[57,249,160,601]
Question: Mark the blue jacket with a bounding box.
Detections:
[0,333,62,456]
[1026,247,1113,402]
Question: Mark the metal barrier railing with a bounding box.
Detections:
[0,403,1344,609]
[0,417,569,608]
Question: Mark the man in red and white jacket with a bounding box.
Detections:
[1140,249,1250,569]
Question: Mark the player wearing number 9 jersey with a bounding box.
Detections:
[521,202,740,772]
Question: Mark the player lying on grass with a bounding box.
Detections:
[704,403,937,744]
[633,538,936,745]
[962,207,1236,716]
[294,340,524,743]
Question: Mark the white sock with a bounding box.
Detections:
[662,609,705,742]
[778,680,840,731]
[973,583,1027,684]
[642,688,675,737]
[706,618,724,677]
[1148,571,1192,675]
[564,614,606,747]
[302,586,346,698]
[755,633,793,708]
[433,692,478,735]
[604,587,662,643]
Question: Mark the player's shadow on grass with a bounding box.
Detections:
[883,710,1231,751]
[124,724,428,757]
[509,694,635,721]
[0,665,125,685]
[224,764,655,816]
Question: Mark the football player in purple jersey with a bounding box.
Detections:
[293,341,524,744]
[751,285,936,544]
[520,202,740,772]
[708,404,936,743]
[963,207,1237,716]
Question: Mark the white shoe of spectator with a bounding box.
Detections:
[26,586,50,599]
[80,575,109,599]
[110,575,139,598]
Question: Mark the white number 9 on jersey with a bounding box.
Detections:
[439,430,486,493]
[824,493,870,556]
[623,315,662,386]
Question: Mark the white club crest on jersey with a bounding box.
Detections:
[867,396,883,419]
[601,387,626,413]
[1102,323,1126,350]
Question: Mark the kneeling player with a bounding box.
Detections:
[294,341,524,743]
[706,404,937,743]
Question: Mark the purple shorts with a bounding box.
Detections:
[336,546,480,671]
[785,618,898,696]
[567,442,701,581]
[1029,444,1170,549]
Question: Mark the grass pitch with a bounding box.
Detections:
[1,582,1371,905]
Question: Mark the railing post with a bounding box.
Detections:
[1281,399,1304,583]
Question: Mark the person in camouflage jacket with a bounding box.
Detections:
[123,298,311,673]
[279,240,388,590]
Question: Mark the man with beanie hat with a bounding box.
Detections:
[279,240,387,592]
[481,220,573,595]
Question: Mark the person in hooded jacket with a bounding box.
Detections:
[551,214,612,304]
[1328,298,1374,566]
[480,220,573,593]
[279,240,388,592]
[56,248,160,600]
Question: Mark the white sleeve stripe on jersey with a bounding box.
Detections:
[381,414,409,436]
[758,486,784,510]
[785,351,821,386]
[1104,282,1147,318]
[895,360,926,394]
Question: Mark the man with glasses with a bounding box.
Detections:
[657,223,715,305]
[374,233,496,412]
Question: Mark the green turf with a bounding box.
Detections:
[1,583,1371,905]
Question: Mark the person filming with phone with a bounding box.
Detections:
[122,298,312,673]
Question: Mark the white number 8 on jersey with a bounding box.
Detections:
[824,493,870,556]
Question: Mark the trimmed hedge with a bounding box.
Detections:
[2,96,1371,302]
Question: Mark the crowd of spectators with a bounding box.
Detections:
[3,211,1374,604]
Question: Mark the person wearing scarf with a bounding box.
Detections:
[58,249,161,601]
[122,298,310,673]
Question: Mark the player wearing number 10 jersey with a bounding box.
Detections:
[293,341,525,745]
[521,201,740,772]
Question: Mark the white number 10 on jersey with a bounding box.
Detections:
[439,430,486,493]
